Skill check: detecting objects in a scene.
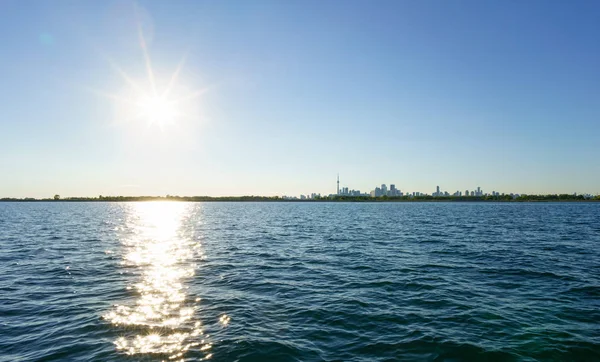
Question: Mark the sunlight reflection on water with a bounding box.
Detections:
[103,202,211,361]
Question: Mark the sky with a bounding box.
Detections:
[1,0,599,198]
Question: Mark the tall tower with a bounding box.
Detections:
[337,174,340,195]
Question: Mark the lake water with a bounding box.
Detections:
[1,202,599,361]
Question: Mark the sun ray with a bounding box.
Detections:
[83,5,211,132]
[104,55,146,95]
[135,3,158,97]
[171,87,210,104]
[162,54,188,99]
[83,86,137,106]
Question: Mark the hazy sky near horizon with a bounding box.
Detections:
[1,0,599,198]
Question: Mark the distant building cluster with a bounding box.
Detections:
[370,184,401,197]
[281,175,598,200]
[334,174,369,196]
[282,193,321,200]
[339,187,368,197]
[433,186,509,197]
[369,183,521,198]
[331,176,522,198]
[335,175,404,197]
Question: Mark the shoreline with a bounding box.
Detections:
[1,197,598,203]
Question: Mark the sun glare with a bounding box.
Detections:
[87,4,207,134]
[135,95,179,127]
[104,202,211,360]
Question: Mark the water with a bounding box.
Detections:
[1,202,599,361]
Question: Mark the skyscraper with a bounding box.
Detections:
[337,174,340,195]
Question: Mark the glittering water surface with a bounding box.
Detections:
[103,203,210,360]
[1,202,599,361]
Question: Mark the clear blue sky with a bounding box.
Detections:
[1,0,599,198]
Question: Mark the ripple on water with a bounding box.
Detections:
[0,202,599,361]
[102,203,211,361]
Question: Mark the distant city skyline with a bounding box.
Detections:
[284,175,597,200]
[1,1,599,198]
[2,172,599,199]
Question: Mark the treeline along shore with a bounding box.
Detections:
[1,194,599,202]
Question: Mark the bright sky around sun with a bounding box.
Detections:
[1,0,599,198]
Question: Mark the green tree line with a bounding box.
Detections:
[1,194,598,202]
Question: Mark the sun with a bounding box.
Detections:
[135,94,179,127]
[87,5,208,133]
[94,48,207,132]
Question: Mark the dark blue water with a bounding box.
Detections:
[1,202,599,361]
